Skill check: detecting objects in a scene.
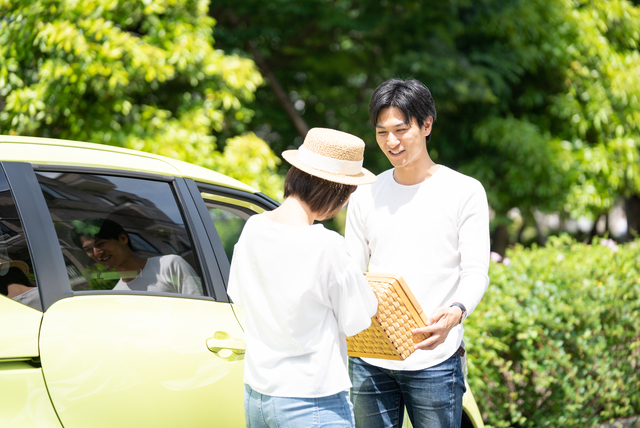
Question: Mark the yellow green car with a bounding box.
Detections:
[0,135,484,428]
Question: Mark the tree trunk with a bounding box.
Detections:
[530,208,547,246]
[589,214,602,241]
[625,195,640,240]
[246,42,309,139]
[213,10,310,139]
[516,219,527,244]
[492,224,509,256]
[533,220,547,246]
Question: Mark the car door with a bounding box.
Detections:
[4,162,247,428]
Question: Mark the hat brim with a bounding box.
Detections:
[282,150,376,186]
[0,260,29,276]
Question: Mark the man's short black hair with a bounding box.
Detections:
[369,78,437,142]
[284,166,357,219]
[71,218,133,250]
[0,266,32,296]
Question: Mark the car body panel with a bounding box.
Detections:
[0,136,256,193]
[39,294,245,428]
[462,384,484,427]
[0,297,42,359]
[0,362,62,428]
[230,303,246,332]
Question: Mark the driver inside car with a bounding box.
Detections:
[0,259,42,311]
[72,218,203,295]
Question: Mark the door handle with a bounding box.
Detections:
[207,331,245,361]
[207,339,246,354]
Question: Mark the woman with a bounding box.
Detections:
[0,260,42,311]
[228,127,378,427]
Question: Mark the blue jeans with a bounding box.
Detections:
[244,384,355,427]
[348,354,466,428]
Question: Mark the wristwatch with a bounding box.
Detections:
[450,302,467,324]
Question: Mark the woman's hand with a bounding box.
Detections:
[412,305,462,351]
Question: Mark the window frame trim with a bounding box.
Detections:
[194,182,278,290]
[173,177,229,302]
[1,161,72,311]
[197,183,278,212]
[31,164,177,182]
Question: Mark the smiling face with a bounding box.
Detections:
[80,233,131,271]
[375,106,433,175]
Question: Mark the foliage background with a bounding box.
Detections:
[212,0,640,252]
[466,237,640,427]
[0,0,283,199]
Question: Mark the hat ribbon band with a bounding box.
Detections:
[298,146,363,175]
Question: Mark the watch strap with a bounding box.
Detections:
[450,302,467,324]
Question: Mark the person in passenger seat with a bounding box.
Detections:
[0,260,42,311]
[71,218,203,295]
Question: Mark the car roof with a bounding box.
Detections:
[0,135,257,193]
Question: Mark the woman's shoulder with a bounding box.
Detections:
[312,227,349,256]
[236,213,266,238]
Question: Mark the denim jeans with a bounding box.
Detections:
[244,384,355,428]
[348,353,466,428]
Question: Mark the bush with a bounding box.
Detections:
[466,235,640,427]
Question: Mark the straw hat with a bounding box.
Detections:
[282,128,376,185]
[0,260,29,276]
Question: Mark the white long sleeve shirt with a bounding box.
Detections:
[113,255,203,295]
[345,166,490,371]
[228,213,378,398]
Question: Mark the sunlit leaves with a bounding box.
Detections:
[0,0,280,198]
[464,117,572,216]
[212,132,284,200]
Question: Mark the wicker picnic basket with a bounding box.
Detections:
[347,273,429,360]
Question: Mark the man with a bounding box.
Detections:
[345,78,490,428]
[72,218,203,295]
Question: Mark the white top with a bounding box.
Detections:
[345,166,490,371]
[12,287,42,311]
[227,213,378,398]
[113,255,203,295]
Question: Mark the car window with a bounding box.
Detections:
[0,170,42,311]
[36,172,206,296]
[199,191,260,262]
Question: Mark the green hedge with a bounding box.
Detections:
[465,236,640,427]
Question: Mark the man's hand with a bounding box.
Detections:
[412,305,463,351]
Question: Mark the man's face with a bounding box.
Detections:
[375,106,432,171]
[79,234,130,270]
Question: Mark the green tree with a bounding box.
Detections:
[0,0,283,199]
[212,0,640,250]
[466,0,640,249]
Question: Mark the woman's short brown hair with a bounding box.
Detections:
[284,166,357,218]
